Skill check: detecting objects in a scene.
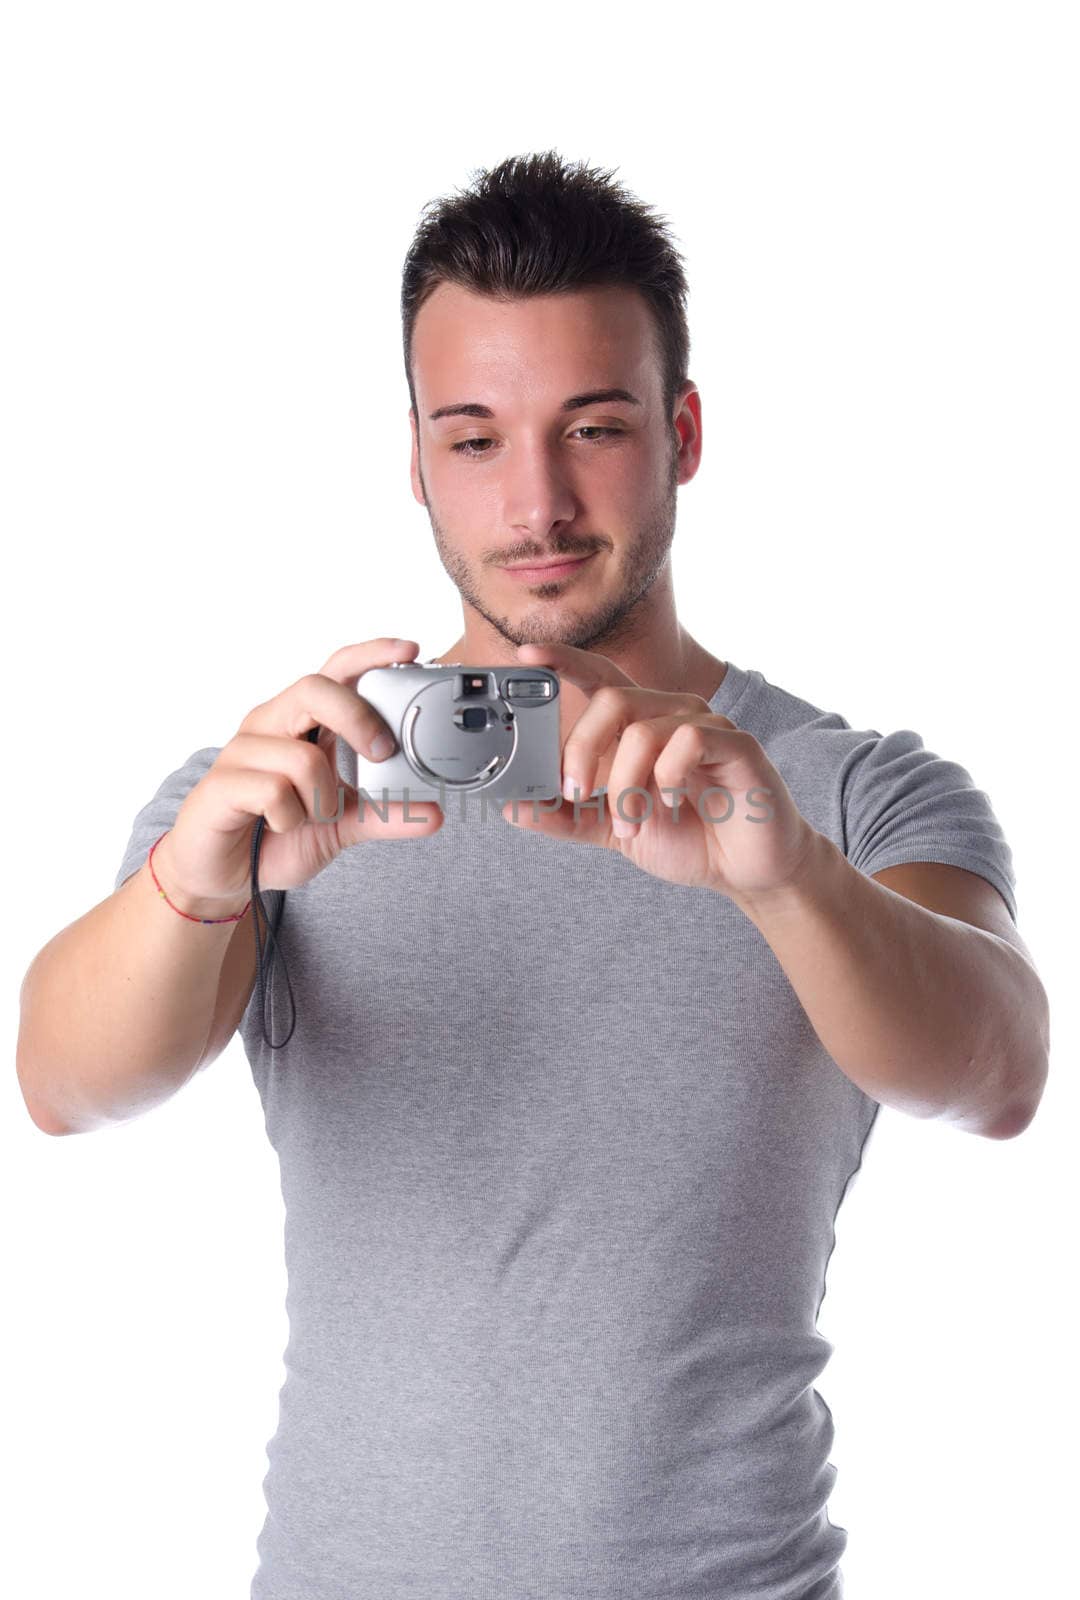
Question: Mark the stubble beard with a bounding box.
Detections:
[420,437,681,653]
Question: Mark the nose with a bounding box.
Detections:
[500,438,579,542]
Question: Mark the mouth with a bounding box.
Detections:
[499,552,597,583]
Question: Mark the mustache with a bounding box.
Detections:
[488,540,605,565]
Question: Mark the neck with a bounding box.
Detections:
[432,576,726,700]
[428,578,729,745]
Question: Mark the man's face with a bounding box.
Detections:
[408,282,701,651]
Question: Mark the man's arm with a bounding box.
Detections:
[16,836,257,1136]
[729,832,1050,1140]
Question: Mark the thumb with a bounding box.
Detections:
[336,781,443,846]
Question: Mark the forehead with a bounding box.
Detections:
[411,282,660,409]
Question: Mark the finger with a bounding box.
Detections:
[561,689,707,803]
[240,640,421,759]
[501,790,612,846]
[210,733,442,843]
[314,718,342,771]
[604,714,693,834]
[314,638,423,762]
[342,792,444,846]
[606,717,760,838]
[215,732,343,825]
[513,640,636,692]
[652,719,765,806]
[199,765,312,835]
[317,636,421,685]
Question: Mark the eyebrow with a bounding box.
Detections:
[427,387,644,422]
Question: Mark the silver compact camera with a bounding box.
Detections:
[351,662,562,804]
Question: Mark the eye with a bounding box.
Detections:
[449,426,624,458]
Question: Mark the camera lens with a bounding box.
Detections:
[461,706,488,730]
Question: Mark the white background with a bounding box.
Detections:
[3,3,1076,1596]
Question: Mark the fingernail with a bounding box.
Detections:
[369,733,394,759]
[562,773,579,803]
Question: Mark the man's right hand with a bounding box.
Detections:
[151,638,443,917]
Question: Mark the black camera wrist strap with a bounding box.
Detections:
[248,723,323,1051]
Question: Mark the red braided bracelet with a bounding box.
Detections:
[148,831,251,924]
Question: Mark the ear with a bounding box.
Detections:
[672,383,703,487]
[408,408,427,507]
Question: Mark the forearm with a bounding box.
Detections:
[730,830,1048,1138]
[16,852,252,1135]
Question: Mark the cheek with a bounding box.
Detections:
[429,461,503,519]
[600,440,661,499]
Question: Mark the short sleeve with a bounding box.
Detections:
[839,727,1019,925]
[113,746,223,893]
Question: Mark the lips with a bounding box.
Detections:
[500,553,596,580]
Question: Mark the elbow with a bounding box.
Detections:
[16,1012,76,1136]
[981,972,1051,1140]
[16,958,68,1134]
[981,1053,1049,1141]
[16,1050,72,1136]
[28,1103,75,1137]
[981,1098,1039,1141]
[17,1068,75,1136]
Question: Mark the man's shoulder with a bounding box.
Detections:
[736,667,853,748]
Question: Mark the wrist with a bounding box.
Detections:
[728,828,842,928]
[148,832,251,923]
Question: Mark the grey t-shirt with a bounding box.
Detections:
[114,659,1018,1600]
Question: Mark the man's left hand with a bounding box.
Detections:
[501,641,821,901]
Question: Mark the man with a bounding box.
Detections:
[19,150,1050,1599]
